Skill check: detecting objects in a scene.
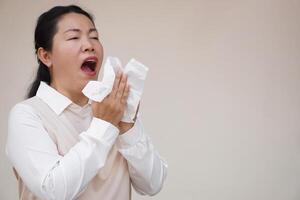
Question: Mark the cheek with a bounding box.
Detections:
[95,42,104,60]
[53,44,79,67]
[58,43,78,57]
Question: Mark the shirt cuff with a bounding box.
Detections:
[116,118,143,149]
[83,117,119,145]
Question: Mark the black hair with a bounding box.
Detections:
[26,5,94,99]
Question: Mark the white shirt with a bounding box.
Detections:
[6,81,167,200]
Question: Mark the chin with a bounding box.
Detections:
[76,79,88,90]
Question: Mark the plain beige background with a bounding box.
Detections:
[1,0,300,199]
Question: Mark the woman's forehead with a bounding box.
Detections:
[57,13,95,33]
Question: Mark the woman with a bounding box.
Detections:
[6,5,167,200]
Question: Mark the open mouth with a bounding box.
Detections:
[81,60,96,72]
[81,60,97,76]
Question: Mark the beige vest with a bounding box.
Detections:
[13,96,131,200]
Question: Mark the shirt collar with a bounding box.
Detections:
[36,81,92,115]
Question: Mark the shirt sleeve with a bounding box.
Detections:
[116,117,168,196]
[6,103,119,200]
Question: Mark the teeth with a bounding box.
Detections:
[86,60,96,63]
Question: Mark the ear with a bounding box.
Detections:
[37,47,52,68]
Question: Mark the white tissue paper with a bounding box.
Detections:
[82,56,148,123]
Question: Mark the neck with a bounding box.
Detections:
[50,82,88,107]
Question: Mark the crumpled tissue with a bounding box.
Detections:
[82,56,148,123]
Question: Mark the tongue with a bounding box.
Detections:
[81,65,93,72]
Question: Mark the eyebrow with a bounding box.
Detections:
[64,28,98,34]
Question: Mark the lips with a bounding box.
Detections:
[81,56,98,76]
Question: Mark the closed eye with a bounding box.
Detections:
[67,37,79,40]
[91,37,99,40]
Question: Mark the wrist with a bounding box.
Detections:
[118,122,134,134]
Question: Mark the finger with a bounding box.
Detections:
[121,84,130,105]
[111,71,122,97]
[116,74,127,100]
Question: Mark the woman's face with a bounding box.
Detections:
[49,12,103,93]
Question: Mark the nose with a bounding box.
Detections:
[81,38,94,52]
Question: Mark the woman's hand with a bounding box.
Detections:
[91,72,130,127]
